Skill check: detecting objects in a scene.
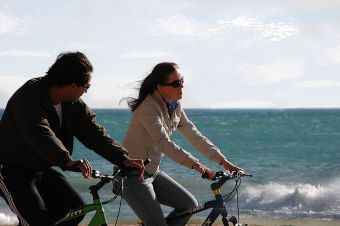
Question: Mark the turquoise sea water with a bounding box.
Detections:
[1,109,340,224]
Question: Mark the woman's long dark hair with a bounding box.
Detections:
[124,62,178,112]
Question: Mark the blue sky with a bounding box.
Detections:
[1,0,340,108]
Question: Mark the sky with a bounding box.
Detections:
[1,0,340,108]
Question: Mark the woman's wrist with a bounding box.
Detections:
[192,161,200,170]
[221,159,239,171]
[220,159,230,167]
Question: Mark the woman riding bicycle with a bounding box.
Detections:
[121,62,241,226]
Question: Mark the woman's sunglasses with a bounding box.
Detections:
[160,78,184,88]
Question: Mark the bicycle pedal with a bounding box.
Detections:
[228,215,237,224]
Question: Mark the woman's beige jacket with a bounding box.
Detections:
[123,91,226,174]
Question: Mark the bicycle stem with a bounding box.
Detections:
[211,176,229,191]
[89,177,111,199]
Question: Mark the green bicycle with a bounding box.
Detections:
[54,169,118,226]
[54,159,149,226]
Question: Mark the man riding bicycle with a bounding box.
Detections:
[0,52,144,226]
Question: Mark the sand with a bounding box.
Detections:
[78,216,340,226]
[2,216,340,226]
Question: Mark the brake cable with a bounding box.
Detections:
[102,194,119,205]
[236,177,241,223]
[114,177,124,226]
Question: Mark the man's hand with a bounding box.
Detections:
[192,162,216,180]
[66,159,92,178]
[123,159,145,181]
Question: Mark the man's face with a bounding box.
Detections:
[64,75,92,102]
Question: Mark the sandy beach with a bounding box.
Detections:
[90,218,340,226]
[2,216,340,226]
[77,216,340,226]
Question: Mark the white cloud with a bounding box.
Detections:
[285,0,340,13]
[325,45,340,64]
[148,15,221,40]
[245,60,304,84]
[66,42,106,51]
[150,15,206,37]
[0,212,17,225]
[0,50,53,58]
[150,15,298,41]
[295,80,340,88]
[0,14,26,35]
[209,100,275,108]
[219,17,299,42]
[121,50,171,59]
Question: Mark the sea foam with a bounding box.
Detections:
[237,177,340,219]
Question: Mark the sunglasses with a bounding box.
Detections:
[81,83,91,89]
[160,78,184,88]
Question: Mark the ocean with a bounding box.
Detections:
[1,109,340,224]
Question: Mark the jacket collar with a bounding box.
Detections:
[151,90,169,116]
[41,76,56,111]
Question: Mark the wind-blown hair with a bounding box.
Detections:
[46,51,93,87]
[124,62,178,112]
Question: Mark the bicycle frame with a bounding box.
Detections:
[54,172,114,226]
[54,196,108,226]
[165,190,232,226]
[165,171,249,226]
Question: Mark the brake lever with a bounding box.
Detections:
[234,170,253,178]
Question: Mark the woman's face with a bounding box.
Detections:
[157,68,184,102]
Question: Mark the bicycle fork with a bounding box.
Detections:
[203,189,244,226]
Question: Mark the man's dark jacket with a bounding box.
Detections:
[0,77,128,169]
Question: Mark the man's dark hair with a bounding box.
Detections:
[46,51,93,87]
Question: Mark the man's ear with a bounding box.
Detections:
[69,83,77,89]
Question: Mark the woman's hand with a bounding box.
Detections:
[192,162,216,180]
[123,158,145,181]
[221,159,242,173]
[66,159,92,178]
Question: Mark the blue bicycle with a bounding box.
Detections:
[156,170,252,226]
[125,170,252,226]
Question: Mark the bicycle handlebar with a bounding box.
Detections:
[88,159,151,194]
[202,170,252,191]
[202,170,252,180]
[112,158,151,178]
[68,159,151,179]
[92,158,151,180]
[91,170,115,180]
